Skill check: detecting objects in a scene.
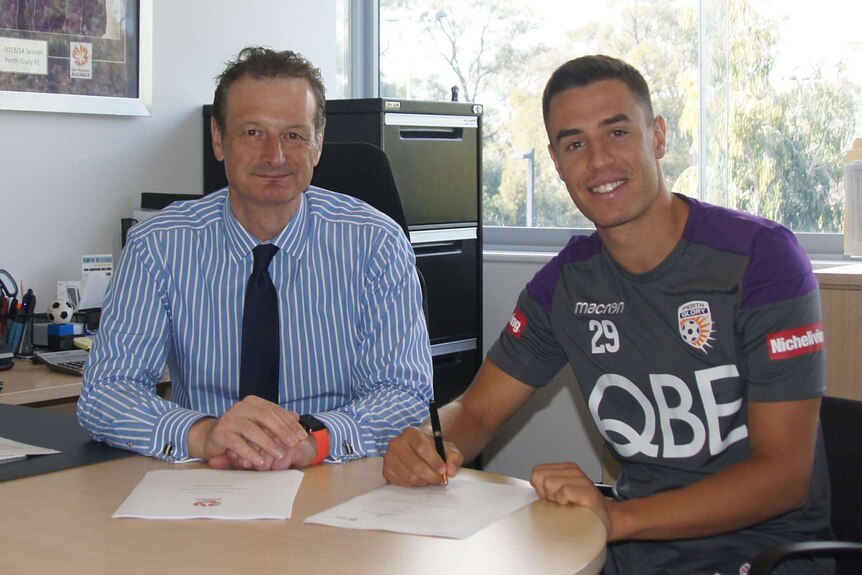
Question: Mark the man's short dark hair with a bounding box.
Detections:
[212,46,326,144]
[542,55,654,128]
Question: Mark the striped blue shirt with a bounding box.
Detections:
[78,188,433,463]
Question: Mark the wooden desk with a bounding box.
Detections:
[0,456,606,575]
[0,360,169,407]
[815,264,862,400]
[0,358,82,406]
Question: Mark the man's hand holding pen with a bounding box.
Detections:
[382,416,465,487]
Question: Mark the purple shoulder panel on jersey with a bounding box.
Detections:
[526,233,603,313]
[682,195,817,309]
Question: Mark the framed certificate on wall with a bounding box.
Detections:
[0,0,151,115]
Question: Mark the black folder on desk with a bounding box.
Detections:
[0,404,133,482]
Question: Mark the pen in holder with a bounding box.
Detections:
[17,314,34,357]
[6,316,24,356]
[13,288,36,358]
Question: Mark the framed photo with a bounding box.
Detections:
[0,0,151,116]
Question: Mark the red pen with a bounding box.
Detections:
[6,296,17,320]
[0,295,7,337]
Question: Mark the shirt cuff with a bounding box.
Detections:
[314,410,365,463]
[152,408,211,462]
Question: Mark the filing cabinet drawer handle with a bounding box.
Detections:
[399,127,464,141]
[430,338,477,357]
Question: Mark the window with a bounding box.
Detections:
[333,0,350,99]
[379,0,861,254]
[333,0,351,99]
[334,0,379,100]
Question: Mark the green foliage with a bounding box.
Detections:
[381,0,859,233]
[725,0,855,232]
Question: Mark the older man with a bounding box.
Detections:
[79,47,433,471]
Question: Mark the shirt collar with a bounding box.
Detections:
[222,190,310,261]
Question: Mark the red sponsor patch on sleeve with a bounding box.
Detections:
[766,322,825,361]
[507,308,527,339]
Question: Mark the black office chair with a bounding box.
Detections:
[310,141,428,322]
[748,396,862,575]
[311,142,409,237]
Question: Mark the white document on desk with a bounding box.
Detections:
[0,436,61,464]
[113,469,304,520]
[305,477,539,539]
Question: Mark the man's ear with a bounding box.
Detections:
[653,115,667,159]
[211,116,225,162]
[312,140,323,168]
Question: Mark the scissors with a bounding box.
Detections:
[0,269,16,300]
[1,269,18,330]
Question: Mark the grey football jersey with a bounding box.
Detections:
[488,195,831,574]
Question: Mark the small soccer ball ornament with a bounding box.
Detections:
[47,299,75,324]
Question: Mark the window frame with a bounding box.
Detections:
[483,226,846,262]
[345,0,379,99]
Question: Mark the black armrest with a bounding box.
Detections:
[749,541,862,575]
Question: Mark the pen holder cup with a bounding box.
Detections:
[7,314,34,358]
[18,316,34,357]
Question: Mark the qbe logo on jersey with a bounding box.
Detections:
[678,300,715,352]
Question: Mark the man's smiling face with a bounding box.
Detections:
[546,78,667,232]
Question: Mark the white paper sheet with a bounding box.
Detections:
[113,469,304,520]
[0,436,61,464]
[78,271,111,310]
[305,477,539,539]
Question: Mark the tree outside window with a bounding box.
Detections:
[380,0,861,235]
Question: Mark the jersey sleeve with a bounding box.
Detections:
[738,226,826,402]
[486,287,569,388]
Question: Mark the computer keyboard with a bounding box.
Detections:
[34,349,90,376]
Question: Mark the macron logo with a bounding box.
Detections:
[767,322,825,361]
[507,308,527,338]
[574,301,625,315]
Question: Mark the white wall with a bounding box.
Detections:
[480,253,603,482]
[1,0,336,307]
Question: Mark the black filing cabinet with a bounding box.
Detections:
[325,99,483,405]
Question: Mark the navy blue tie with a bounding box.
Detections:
[239,244,280,403]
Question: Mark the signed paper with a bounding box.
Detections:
[0,436,61,464]
[113,469,304,520]
[305,477,538,539]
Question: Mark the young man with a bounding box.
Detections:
[383,55,831,574]
[78,47,433,471]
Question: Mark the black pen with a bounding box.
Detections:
[21,289,35,315]
[428,399,448,486]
